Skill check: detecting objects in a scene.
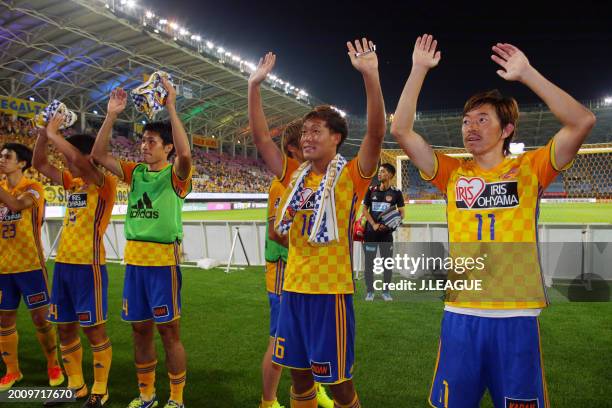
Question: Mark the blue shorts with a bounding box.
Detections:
[48,263,108,327]
[272,291,355,385]
[0,269,50,311]
[122,265,182,324]
[429,311,548,408]
[268,292,281,337]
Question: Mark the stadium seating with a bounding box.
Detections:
[0,113,273,193]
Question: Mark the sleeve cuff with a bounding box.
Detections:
[419,153,439,181]
[357,159,377,179]
[550,138,574,172]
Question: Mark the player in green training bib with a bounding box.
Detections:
[92,80,192,408]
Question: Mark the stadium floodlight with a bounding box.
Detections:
[109,3,314,103]
[93,110,98,114]
[28,96,35,101]
[604,96,612,105]
[331,105,347,118]
[509,142,525,155]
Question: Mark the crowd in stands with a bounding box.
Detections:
[110,136,272,193]
[0,113,36,137]
[3,114,607,197]
[1,113,273,193]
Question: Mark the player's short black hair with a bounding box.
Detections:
[303,105,348,151]
[1,143,32,171]
[464,89,519,156]
[380,162,396,176]
[65,134,96,155]
[143,121,175,157]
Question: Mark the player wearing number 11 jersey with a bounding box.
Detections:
[391,34,595,408]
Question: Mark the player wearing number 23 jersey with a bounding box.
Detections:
[0,143,62,393]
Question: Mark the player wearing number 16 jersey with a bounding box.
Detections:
[250,38,386,408]
[391,34,595,408]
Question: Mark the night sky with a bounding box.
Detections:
[146,0,612,115]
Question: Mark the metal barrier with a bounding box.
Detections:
[41,220,611,281]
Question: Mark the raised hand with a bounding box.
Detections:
[413,34,441,70]
[46,113,64,136]
[107,88,127,116]
[491,43,532,82]
[346,38,378,75]
[249,52,276,86]
[161,76,176,108]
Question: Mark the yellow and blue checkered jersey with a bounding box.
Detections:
[55,171,116,266]
[421,139,568,309]
[120,161,192,267]
[265,178,287,293]
[279,156,374,294]
[0,177,45,274]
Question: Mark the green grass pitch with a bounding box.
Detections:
[8,262,612,407]
[165,202,612,223]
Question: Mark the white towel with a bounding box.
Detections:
[275,154,347,245]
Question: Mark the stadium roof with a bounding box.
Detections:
[0,0,324,155]
[345,100,612,156]
[1,0,609,160]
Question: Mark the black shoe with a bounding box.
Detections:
[81,392,109,408]
[43,384,88,406]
